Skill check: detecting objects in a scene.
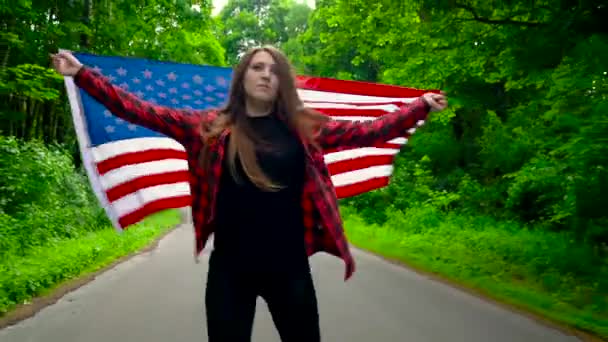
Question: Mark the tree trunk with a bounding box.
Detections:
[21,99,27,139]
[2,46,9,70]
[29,99,37,140]
[50,102,57,143]
[81,0,92,48]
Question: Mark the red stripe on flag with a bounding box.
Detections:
[106,170,190,202]
[308,100,414,107]
[97,149,187,175]
[323,142,403,154]
[119,195,192,228]
[297,75,438,98]
[334,176,390,198]
[314,108,393,117]
[327,155,396,176]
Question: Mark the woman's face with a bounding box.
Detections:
[243,51,280,105]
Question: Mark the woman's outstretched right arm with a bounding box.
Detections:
[52,51,202,142]
[74,66,201,141]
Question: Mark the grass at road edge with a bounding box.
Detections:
[341,208,607,342]
[0,209,181,323]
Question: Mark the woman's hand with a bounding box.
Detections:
[422,92,448,112]
[50,51,83,77]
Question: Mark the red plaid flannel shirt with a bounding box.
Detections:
[74,67,431,281]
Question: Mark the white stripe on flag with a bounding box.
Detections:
[324,147,400,164]
[305,103,401,111]
[331,116,378,121]
[100,158,189,190]
[390,137,408,144]
[298,88,418,104]
[112,182,191,217]
[91,137,185,163]
[63,71,122,231]
[331,165,394,187]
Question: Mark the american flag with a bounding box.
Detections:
[63,52,430,231]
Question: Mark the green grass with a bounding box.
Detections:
[0,209,181,316]
[341,205,608,340]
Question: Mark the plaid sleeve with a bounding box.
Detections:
[73,66,202,143]
[315,97,431,151]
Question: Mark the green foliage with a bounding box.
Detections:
[341,206,608,339]
[0,137,180,316]
[1,0,224,143]
[318,4,607,333]
[304,0,608,247]
[217,0,312,65]
[0,136,110,258]
[0,64,63,101]
[0,209,180,316]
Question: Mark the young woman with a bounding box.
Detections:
[51,46,447,342]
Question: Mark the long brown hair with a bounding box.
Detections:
[199,46,328,191]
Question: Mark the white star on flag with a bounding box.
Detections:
[216,76,227,86]
[116,67,127,76]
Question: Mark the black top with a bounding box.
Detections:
[212,114,309,272]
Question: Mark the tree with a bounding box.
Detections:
[217,0,312,65]
[0,0,224,145]
[293,0,608,243]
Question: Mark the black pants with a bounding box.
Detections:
[205,252,321,342]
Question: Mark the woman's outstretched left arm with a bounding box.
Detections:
[315,93,446,150]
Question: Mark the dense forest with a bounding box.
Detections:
[1,0,606,338]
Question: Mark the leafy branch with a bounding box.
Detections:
[454,2,545,27]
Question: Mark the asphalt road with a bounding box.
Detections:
[0,222,582,342]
